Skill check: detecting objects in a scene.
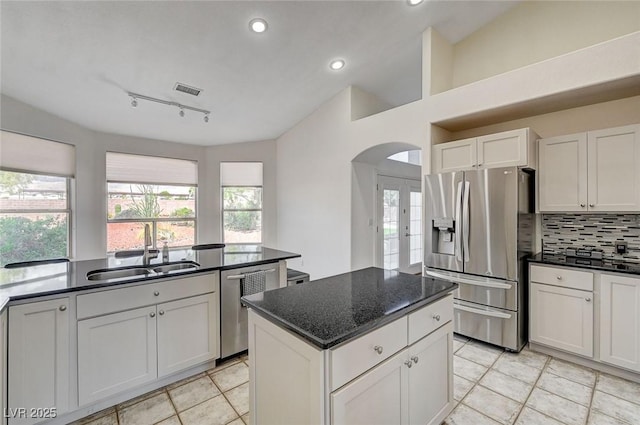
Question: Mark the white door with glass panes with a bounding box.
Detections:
[377,176,422,274]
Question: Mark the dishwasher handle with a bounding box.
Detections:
[226,268,277,280]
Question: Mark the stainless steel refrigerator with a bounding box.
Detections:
[423,167,535,351]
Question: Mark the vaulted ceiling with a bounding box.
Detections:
[1,1,517,145]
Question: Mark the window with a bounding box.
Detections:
[387,150,422,166]
[221,162,263,244]
[0,131,75,266]
[106,153,197,252]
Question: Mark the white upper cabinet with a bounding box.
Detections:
[538,124,640,212]
[538,133,588,212]
[587,125,640,212]
[432,128,536,174]
[432,138,476,173]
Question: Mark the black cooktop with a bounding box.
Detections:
[529,253,640,275]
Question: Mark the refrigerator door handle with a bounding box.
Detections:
[454,303,512,319]
[462,181,470,263]
[455,181,463,262]
[425,269,512,289]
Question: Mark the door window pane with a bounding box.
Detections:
[383,189,400,270]
[410,191,422,265]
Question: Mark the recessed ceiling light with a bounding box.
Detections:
[329,59,345,71]
[249,18,268,33]
[407,0,424,5]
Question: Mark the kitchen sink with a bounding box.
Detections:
[87,267,152,281]
[152,261,199,273]
[87,261,200,281]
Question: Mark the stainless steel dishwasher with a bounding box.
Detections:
[220,264,280,358]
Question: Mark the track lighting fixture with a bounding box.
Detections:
[127,92,210,123]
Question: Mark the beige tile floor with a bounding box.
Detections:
[72,355,250,425]
[74,338,640,425]
[446,335,640,425]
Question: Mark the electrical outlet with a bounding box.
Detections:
[615,241,628,254]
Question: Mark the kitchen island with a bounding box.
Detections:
[242,267,457,425]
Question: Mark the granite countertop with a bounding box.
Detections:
[528,252,640,275]
[0,245,300,311]
[241,267,458,349]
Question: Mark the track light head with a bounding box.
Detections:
[204,114,209,123]
[179,108,185,117]
[131,97,138,107]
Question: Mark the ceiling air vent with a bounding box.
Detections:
[174,83,202,97]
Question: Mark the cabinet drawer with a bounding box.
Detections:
[330,316,407,391]
[530,265,593,291]
[408,295,453,345]
[77,273,217,319]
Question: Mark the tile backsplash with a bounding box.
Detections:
[542,214,640,262]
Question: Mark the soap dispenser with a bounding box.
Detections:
[162,241,169,263]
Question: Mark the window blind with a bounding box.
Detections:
[0,130,76,177]
[106,152,197,185]
[220,162,263,186]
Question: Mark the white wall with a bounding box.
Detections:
[276,87,427,279]
[0,94,277,260]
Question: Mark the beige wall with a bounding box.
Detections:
[451,1,640,89]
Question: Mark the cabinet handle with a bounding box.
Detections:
[404,360,413,368]
[432,314,441,321]
[149,312,156,318]
[585,297,591,302]
[373,345,383,355]
[154,291,160,296]
[589,204,595,208]
[159,310,165,316]
[411,356,419,364]
[59,305,67,312]
[556,276,562,280]
[580,204,586,208]
[478,163,483,167]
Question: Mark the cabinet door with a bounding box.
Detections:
[408,323,453,425]
[477,128,530,169]
[8,299,70,425]
[530,283,593,357]
[331,351,408,425]
[78,306,157,405]
[538,133,588,212]
[600,274,640,372]
[432,138,476,173]
[157,293,218,377]
[588,124,640,211]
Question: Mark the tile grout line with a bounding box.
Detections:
[510,354,555,425]
[163,386,183,425]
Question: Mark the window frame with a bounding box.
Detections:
[0,168,73,262]
[221,184,263,244]
[106,182,198,252]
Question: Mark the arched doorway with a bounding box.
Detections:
[351,142,423,274]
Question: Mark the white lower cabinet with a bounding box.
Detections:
[78,292,217,405]
[8,298,70,425]
[157,293,218,377]
[332,351,406,425]
[331,324,452,425]
[76,274,219,408]
[530,282,593,357]
[78,306,158,405]
[600,273,640,372]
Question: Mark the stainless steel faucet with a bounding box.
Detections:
[142,224,155,265]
